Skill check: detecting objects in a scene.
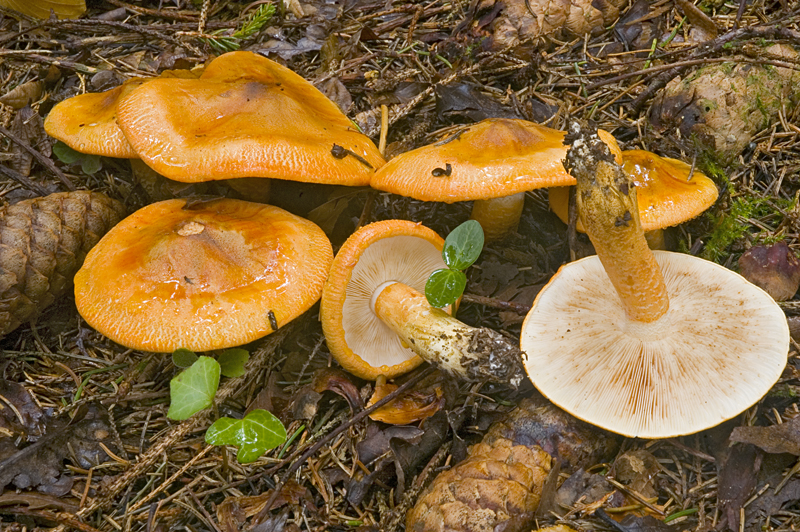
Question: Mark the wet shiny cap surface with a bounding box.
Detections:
[74,198,333,353]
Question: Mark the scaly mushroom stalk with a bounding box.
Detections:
[372,281,524,385]
[569,128,669,323]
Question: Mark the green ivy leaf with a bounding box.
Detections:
[167,356,220,420]
[172,348,198,368]
[425,268,466,308]
[52,141,81,164]
[218,348,249,378]
[205,409,287,464]
[442,220,484,271]
[80,154,102,175]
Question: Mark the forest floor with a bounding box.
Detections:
[0,0,799,531]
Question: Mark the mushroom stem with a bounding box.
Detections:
[470,192,526,242]
[569,127,670,323]
[372,281,524,386]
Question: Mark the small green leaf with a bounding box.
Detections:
[442,220,484,270]
[218,348,249,378]
[168,356,220,420]
[425,268,466,308]
[205,409,287,464]
[80,154,102,175]
[172,348,198,368]
[52,141,81,164]
[205,417,241,445]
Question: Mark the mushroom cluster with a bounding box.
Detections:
[45,51,385,194]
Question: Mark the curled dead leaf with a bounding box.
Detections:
[0,81,44,109]
[367,382,444,425]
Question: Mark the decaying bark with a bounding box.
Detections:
[649,44,800,164]
[406,397,620,532]
[0,190,126,337]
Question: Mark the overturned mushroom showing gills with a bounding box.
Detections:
[549,149,719,248]
[0,191,125,338]
[520,125,789,438]
[321,220,524,383]
[75,198,332,353]
[116,51,385,184]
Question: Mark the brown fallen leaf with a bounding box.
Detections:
[730,416,800,455]
[367,381,444,425]
[0,379,45,440]
[738,241,800,301]
[0,81,44,110]
[0,0,85,19]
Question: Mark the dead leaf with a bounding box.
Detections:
[676,0,718,42]
[9,106,45,176]
[435,83,521,122]
[738,241,800,302]
[717,443,762,532]
[306,187,362,236]
[0,81,44,110]
[555,468,615,510]
[612,450,661,499]
[312,368,363,412]
[0,379,45,440]
[731,417,800,455]
[0,492,78,513]
[367,382,444,425]
[0,0,85,19]
[0,405,115,496]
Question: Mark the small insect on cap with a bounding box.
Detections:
[115,51,385,183]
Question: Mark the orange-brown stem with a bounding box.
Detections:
[571,134,669,323]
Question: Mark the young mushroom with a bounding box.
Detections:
[549,149,719,249]
[321,219,523,384]
[115,51,385,185]
[520,124,789,438]
[75,198,333,353]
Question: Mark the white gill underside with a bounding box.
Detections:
[342,235,447,368]
[521,251,790,439]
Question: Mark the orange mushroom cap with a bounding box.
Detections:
[44,79,144,158]
[321,220,448,380]
[44,69,202,159]
[371,118,573,202]
[115,51,385,184]
[75,198,332,353]
[550,150,719,232]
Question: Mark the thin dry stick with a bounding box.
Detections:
[0,124,75,191]
[379,104,389,155]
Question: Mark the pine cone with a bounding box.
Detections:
[0,191,126,337]
[406,397,620,532]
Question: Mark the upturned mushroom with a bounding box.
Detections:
[548,149,719,248]
[371,119,619,241]
[321,219,523,383]
[520,125,789,438]
[115,51,385,185]
[75,198,332,353]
